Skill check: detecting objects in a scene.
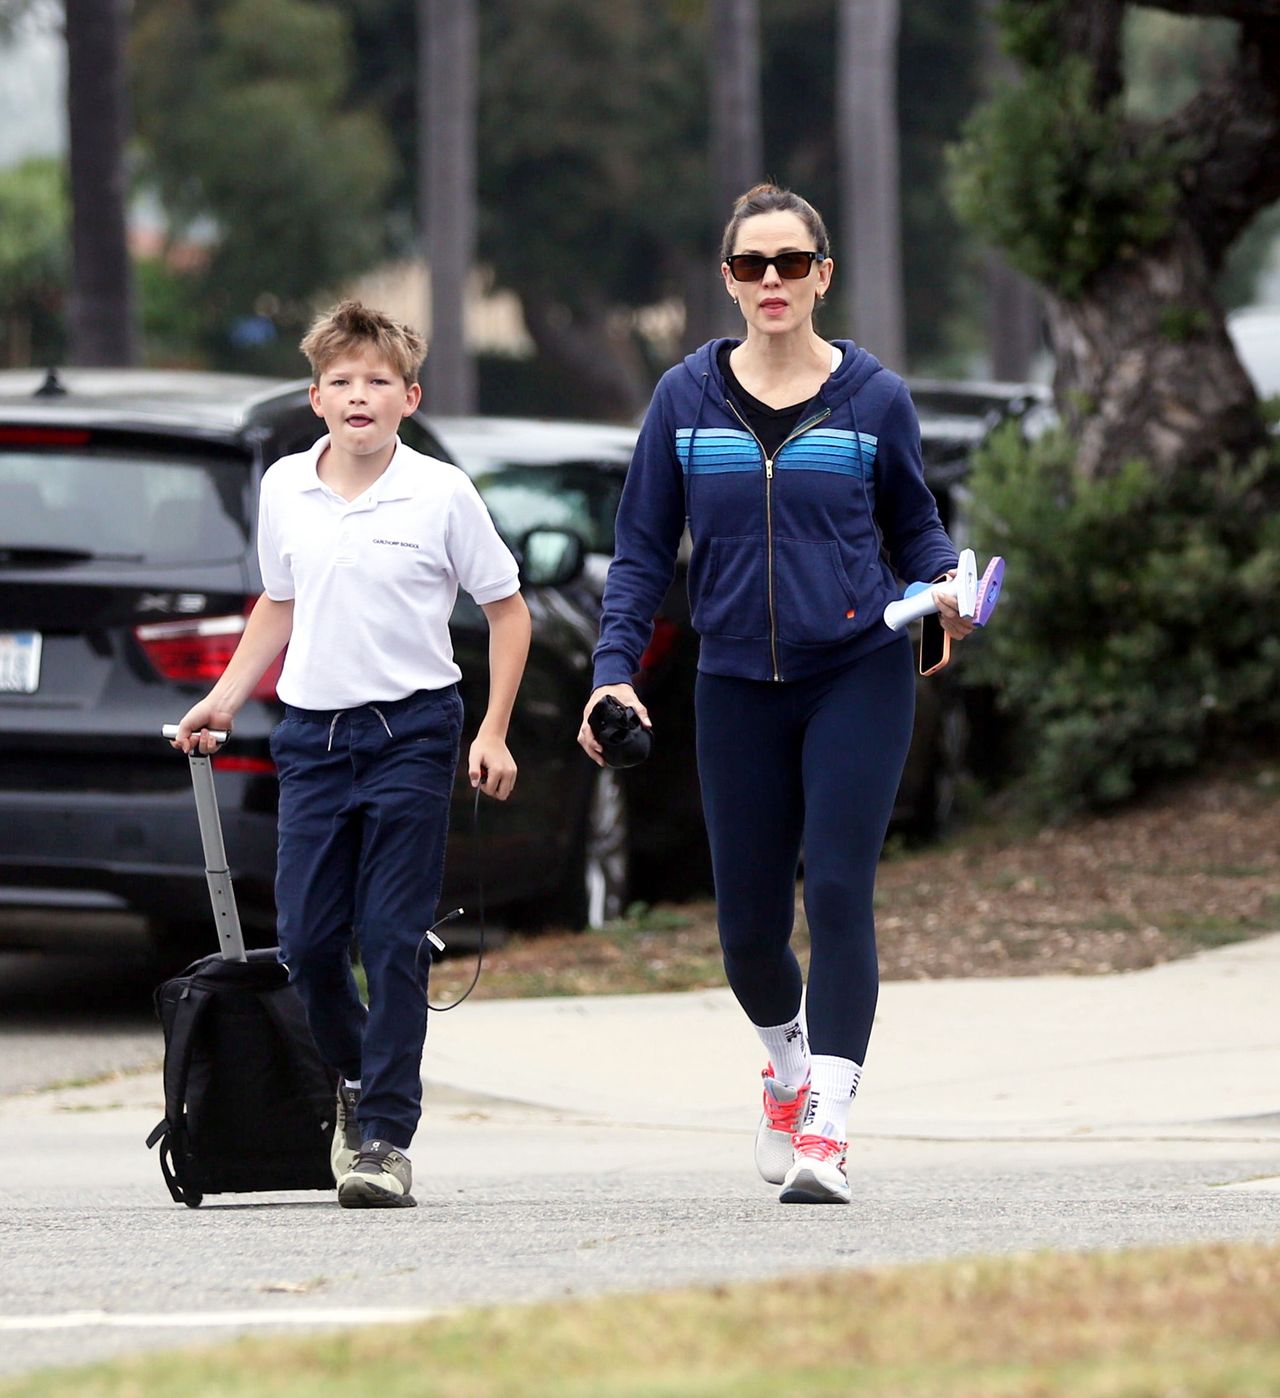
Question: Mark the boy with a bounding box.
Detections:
[174,300,531,1208]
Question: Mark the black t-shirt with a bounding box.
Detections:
[717,342,814,461]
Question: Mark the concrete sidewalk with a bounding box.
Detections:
[424,931,1280,1148]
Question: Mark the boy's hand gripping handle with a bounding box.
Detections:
[161,724,245,962]
[161,724,229,745]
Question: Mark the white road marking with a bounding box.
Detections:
[0,1308,438,1331]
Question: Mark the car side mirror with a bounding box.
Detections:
[519,527,585,588]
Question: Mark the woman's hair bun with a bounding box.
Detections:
[735,181,780,210]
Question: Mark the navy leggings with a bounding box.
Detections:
[270,686,462,1151]
[695,638,915,1066]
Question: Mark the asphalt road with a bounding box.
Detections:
[2,947,1279,1383]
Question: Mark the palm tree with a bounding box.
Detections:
[979,0,1042,382]
[706,0,763,338]
[419,0,477,413]
[836,0,906,370]
[65,0,136,365]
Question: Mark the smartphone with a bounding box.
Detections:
[918,614,951,676]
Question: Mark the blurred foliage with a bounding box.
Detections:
[966,419,1280,816]
[29,0,1270,383]
[948,55,1186,301]
[758,0,987,371]
[135,258,208,370]
[476,0,707,318]
[950,2,1276,308]
[347,0,985,380]
[0,157,66,367]
[131,0,394,371]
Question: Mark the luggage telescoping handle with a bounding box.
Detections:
[160,725,247,963]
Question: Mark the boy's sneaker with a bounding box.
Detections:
[336,1140,416,1209]
[331,1082,362,1183]
[779,1133,850,1205]
[754,1065,810,1185]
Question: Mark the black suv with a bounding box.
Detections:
[0,369,616,958]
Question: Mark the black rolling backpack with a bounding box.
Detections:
[145,728,336,1207]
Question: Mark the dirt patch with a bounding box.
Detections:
[430,763,1280,1001]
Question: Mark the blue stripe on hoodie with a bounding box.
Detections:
[593,338,958,687]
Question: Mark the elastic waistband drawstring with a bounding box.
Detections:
[325,706,394,751]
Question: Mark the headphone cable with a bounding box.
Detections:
[417,784,486,1012]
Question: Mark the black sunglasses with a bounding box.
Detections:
[725,251,826,282]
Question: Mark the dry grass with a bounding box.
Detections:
[429,762,1280,1001]
[13,1240,1280,1396]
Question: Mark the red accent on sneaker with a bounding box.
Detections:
[761,1063,810,1133]
[791,1133,847,1169]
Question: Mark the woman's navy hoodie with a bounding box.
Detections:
[592,338,958,687]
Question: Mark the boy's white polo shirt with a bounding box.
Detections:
[257,435,519,710]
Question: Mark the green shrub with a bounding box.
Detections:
[965,421,1280,815]
[947,57,1185,301]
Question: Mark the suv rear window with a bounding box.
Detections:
[0,439,250,565]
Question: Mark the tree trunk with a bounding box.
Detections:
[707,0,762,340]
[65,0,137,366]
[836,0,906,370]
[521,292,650,422]
[420,0,477,414]
[1046,229,1260,478]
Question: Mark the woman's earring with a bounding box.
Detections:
[730,296,738,306]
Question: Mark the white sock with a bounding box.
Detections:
[801,1055,862,1142]
[343,1078,362,1091]
[754,1013,810,1088]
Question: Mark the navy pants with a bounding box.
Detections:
[695,639,915,1066]
[270,687,462,1151]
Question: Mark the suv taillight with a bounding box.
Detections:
[134,603,283,701]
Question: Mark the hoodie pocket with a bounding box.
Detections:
[689,535,769,640]
[774,537,861,647]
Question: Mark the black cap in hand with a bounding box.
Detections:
[587,696,652,769]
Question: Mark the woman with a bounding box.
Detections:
[578,184,972,1204]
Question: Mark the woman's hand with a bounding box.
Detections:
[934,571,977,642]
[577,683,650,767]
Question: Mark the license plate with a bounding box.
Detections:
[0,631,42,693]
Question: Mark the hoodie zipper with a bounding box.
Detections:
[723,400,833,680]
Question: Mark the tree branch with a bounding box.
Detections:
[1162,17,1280,263]
[1058,0,1125,105]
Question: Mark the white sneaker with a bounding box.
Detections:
[331,1082,361,1183]
[754,1065,810,1185]
[337,1140,416,1209]
[779,1133,850,1204]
